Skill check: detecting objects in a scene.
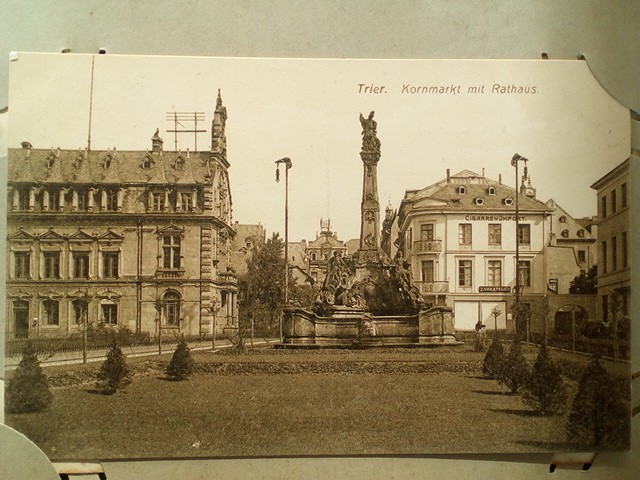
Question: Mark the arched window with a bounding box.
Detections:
[42,299,59,326]
[163,291,181,326]
[457,186,466,194]
[72,299,89,325]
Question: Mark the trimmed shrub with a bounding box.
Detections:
[498,338,530,394]
[165,336,196,381]
[96,340,131,395]
[5,341,53,413]
[522,344,567,416]
[566,356,630,449]
[482,338,505,379]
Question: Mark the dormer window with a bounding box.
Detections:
[474,198,484,205]
[577,229,585,238]
[561,229,569,238]
[142,155,154,169]
[46,154,56,168]
[175,156,185,170]
[503,197,514,206]
[102,154,112,169]
[487,186,496,195]
[559,215,567,223]
[457,186,466,195]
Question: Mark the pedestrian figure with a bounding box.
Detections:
[475,320,487,351]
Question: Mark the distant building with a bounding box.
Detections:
[6,91,239,339]
[590,158,631,323]
[396,169,595,334]
[229,222,266,276]
[288,219,348,285]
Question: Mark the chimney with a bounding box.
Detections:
[446,169,450,183]
[498,173,502,184]
[151,128,164,154]
[482,167,485,176]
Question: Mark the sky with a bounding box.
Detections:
[8,53,630,242]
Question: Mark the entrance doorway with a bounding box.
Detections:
[13,300,29,338]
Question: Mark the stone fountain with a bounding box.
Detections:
[281,112,459,347]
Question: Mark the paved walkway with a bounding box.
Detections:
[5,338,278,369]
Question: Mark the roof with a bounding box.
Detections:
[402,170,550,213]
[590,157,630,190]
[7,148,219,186]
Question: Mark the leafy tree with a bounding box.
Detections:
[5,341,53,414]
[238,233,291,335]
[96,340,131,395]
[483,338,505,379]
[569,265,597,294]
[566,356,630,449]
[165,335,196,380]
[497,338,530,394]
[522,344,567,415]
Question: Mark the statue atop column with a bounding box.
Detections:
[360,111,381,154]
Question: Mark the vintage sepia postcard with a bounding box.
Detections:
[3,53,631,461]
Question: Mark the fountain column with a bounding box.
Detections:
[356,111,383,266]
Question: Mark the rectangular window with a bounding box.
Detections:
[487,260,502,286]
[517,224,531,246]
[601,196,607,219]
[488,224,502,246]
[43,252,61,279]
[602,240,607,274]
[458,260,472,288]
[103,251,119,278]
[105,189,117,211]
[48,190,59,211]
[153,192,165,211]
[77,190,88,211]
[611,236,617,271]
[622,231,628,268]
[420,224,434,241]
[421,260,435,283]
[180,192,193,212]
[162,235,181,269]
[43,300,59,326]
[101,304,118,325]
[517,260,531,287]
[17,188,29,211]
[577,250,586,263]
[621,183,627,208]
[14,252,30,279]
[611,189,617,214]
[73,252,90,279]
[458,224,472,246]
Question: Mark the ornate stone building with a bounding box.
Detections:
[6,91,238,339]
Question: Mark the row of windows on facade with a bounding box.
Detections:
[600,182,628,218]
[412,223,532,247]
[10,187,199,213]
[13,291,182,328]
[419,258,532,288]
[12,235,183,279]
[601,231,629,274]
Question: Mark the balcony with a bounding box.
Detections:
[415,280,449,294]
[156,268,185,279]
[412,239,442,253]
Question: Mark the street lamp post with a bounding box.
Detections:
[276,157,292,344]
[511,153,529,342]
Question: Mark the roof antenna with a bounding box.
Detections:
[87,55,95,151]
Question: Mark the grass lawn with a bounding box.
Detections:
[5,345,589,460]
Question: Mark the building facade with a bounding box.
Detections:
[397,169,595,334]
[6,92,238,340]
[590,158,631,325]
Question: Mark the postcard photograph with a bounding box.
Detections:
[3,53,632,460]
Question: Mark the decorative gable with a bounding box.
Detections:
[39,229,66,242]
[69,229,96,242]
[98,229,124,243]
[8,229,37,242]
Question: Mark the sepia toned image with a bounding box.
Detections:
[3,53,632,460]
